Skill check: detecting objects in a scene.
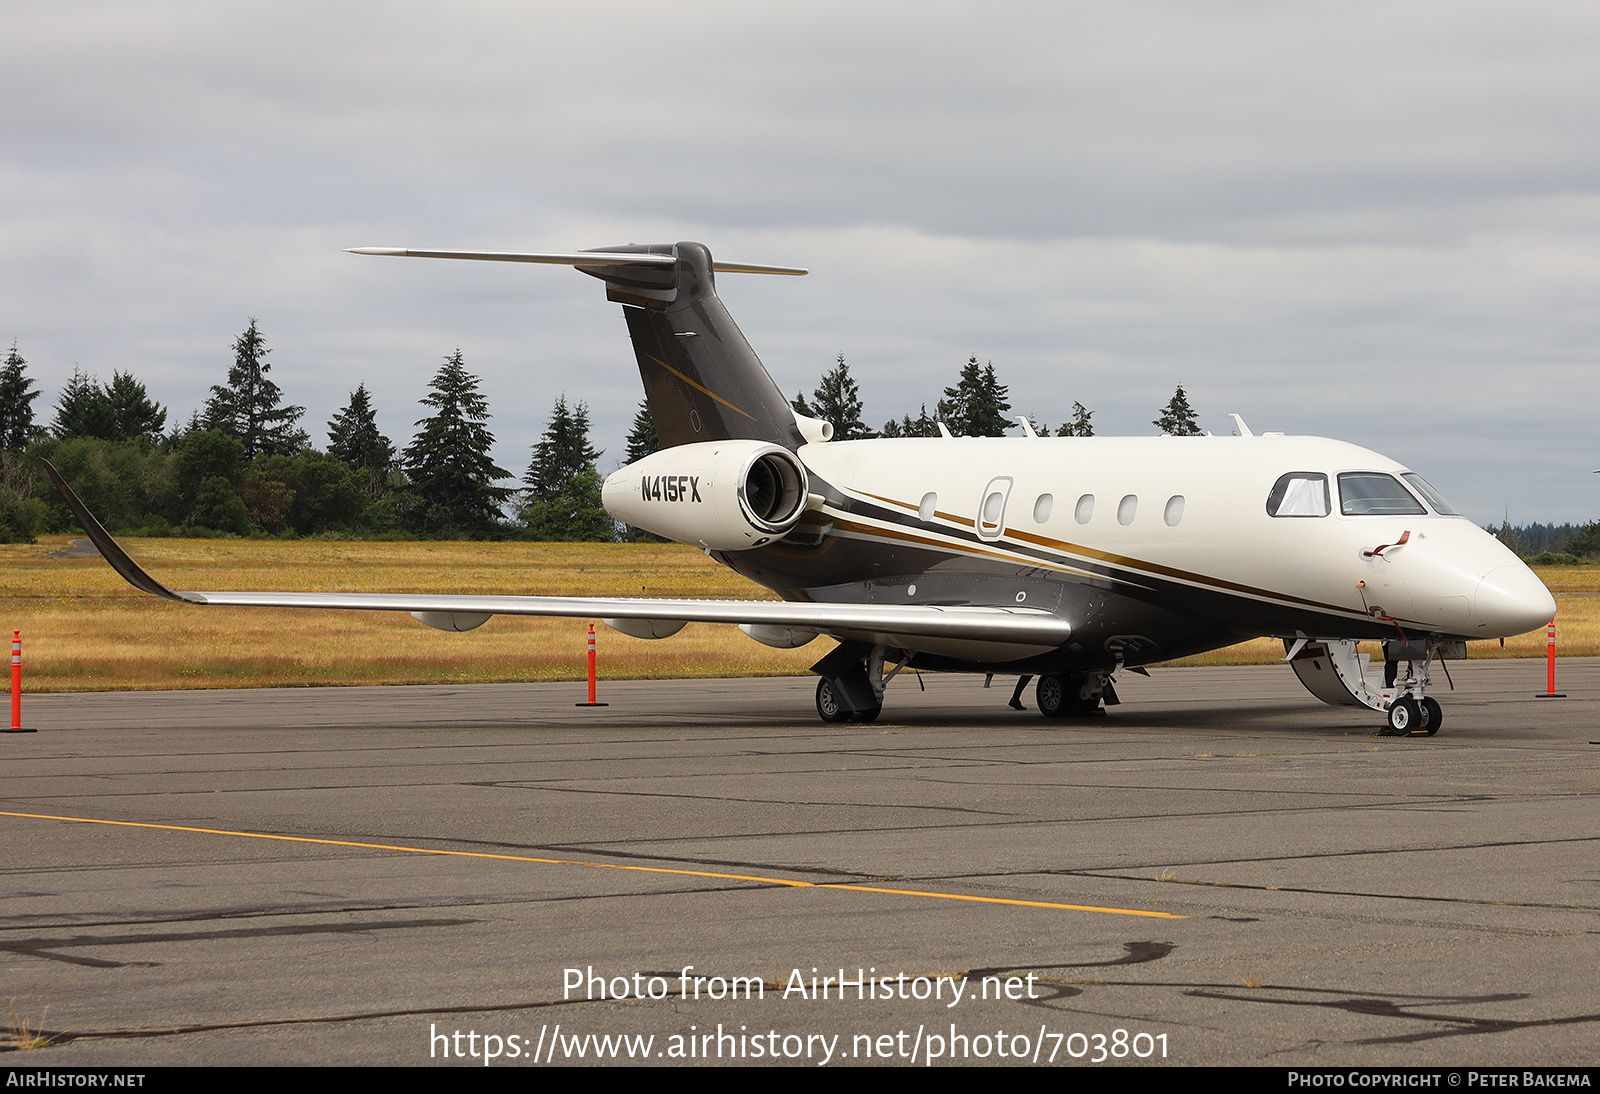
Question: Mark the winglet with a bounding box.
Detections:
[37,459,204,604]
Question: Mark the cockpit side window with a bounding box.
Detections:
[1401,473,1461,516]
[1266,472,1330,517]
[1338,472,1426,516]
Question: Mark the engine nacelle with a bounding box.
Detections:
[602,440,809,551]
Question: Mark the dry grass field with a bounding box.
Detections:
[0,536,819,692]
[1,536,1590,692]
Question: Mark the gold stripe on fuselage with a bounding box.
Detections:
[823,514,1116,582]
[846,488,1370,623]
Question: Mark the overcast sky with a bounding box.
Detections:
[3,1,1597,523]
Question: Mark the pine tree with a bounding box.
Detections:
[790,390,815,417]
[327,383,394,497]
[940,357,1012,437]
[882,404,941,438]
[807,354,874,440]
[203,319,308,458]
[0,342,41,451]
[1568,521,1600,560]
[1056,401,1094,437]
[624,400,658,463]
[53,369,116,440]
[52,368,163,442]
[975,362,1013,437]
[1153,383,1202,436]
[402,350,511,535]
[520,395,613,542]
[523,396,601,502]
[104,371,166,442]
[521,468,615,542]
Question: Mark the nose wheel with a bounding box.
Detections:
[1385,696,1441,736]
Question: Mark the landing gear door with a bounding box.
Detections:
[1285,639,1391,712]
[976,477,1013,541]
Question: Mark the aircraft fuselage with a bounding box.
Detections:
[696,433,1554,671]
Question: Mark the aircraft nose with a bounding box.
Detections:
[1475,565,1557,638]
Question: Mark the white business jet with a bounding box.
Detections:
[44,241,1556,735]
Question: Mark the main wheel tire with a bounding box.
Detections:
[1386,697,1418,735]
[852,704,882,723]
[1420,696,1442,736]
[815,678,851,724]
[1036,673,1068,717]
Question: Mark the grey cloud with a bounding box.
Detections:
[1,1,1597,523]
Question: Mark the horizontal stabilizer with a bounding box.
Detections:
[346,247,808,275]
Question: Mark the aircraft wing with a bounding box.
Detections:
[41,460,1069,646]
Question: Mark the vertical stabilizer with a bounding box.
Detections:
[578,242,804,450]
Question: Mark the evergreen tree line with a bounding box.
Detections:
[790,353,1200,440]
[15,324,1584,553]
[1489,521,1600,564]
[0,324,616,544]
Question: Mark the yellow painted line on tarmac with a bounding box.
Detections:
[1,809,1185,920]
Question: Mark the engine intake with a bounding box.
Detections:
[602,441,810,551]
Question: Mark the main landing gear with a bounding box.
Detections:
[809,642,1127,726]
[1033,671,1117,718]
[816,677,881,723]
[811,640,900,724]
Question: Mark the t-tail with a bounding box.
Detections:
[348,240,814,450]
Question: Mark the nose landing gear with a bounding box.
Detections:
[1385,695,1441,736]
[1287,637,1455,736]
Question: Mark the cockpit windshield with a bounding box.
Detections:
[1338,472,1426,516]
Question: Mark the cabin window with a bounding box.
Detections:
[1338,472,1425,516]
[919,492,937,521]
[1075,494,1094,524]
[983,491,1004,522]
[1402,473,1461,516]
[1163,495,1185,526]
[1118,494,1138,525]
[1033,493,1053,523]
[1266,473,1330,517]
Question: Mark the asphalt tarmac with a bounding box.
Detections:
[2,657,1596,1067]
